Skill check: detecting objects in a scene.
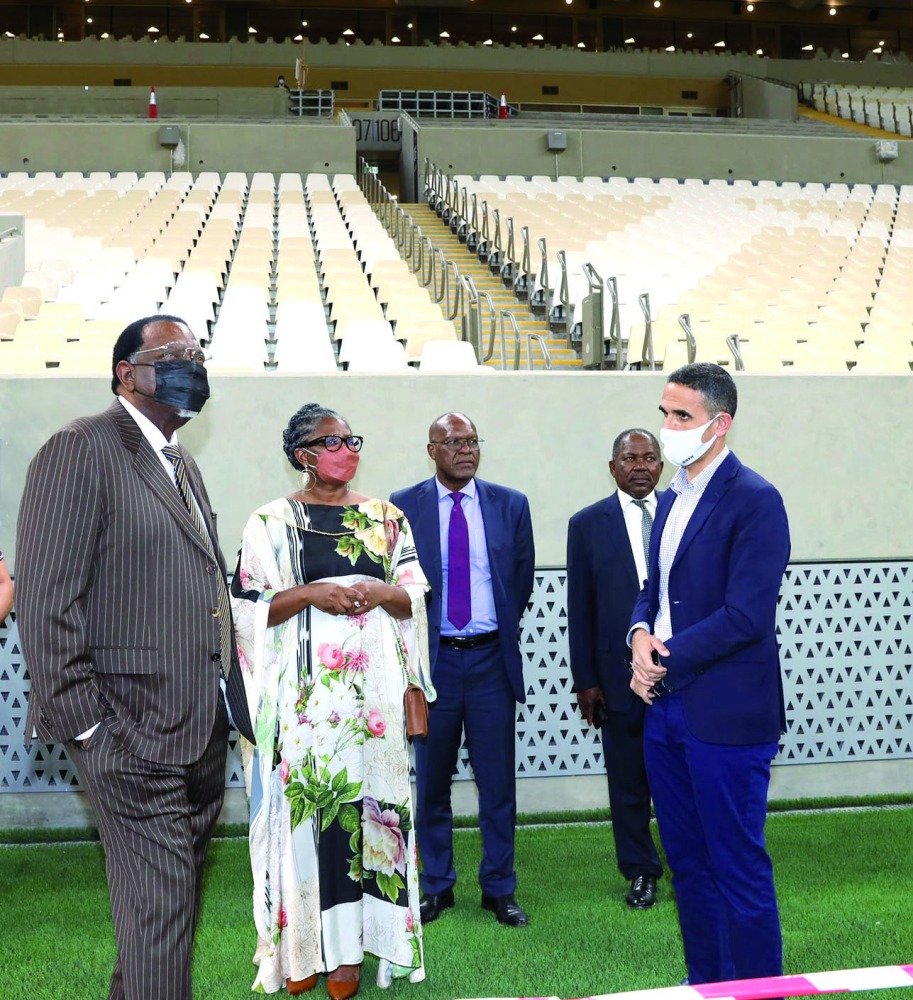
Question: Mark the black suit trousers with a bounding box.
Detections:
[73,700,229,1000]
[600,697,663,880]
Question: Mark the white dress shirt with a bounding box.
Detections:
[617,488,658,587]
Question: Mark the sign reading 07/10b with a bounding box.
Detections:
[351,113,403,153]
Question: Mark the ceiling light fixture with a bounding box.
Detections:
[293,34,302,41]
[511,25,517,32]
[440,30,450,37]
[756,47,763,54]
[687,32,693,38]
[746,3,754,10]
[577,41,585,48]
[532,33,544,41]
[665,45,675,51]
[483,38,493,45]
[714,40,726,47]
[148,25,159,33]
[841,51,848,58]
[873,46,882,53]
[801,43,814,50]
[391,35,401,43]
[342,28,354,36]
[828,6,836,12]
[101,31,108,37]
[653,1,661,7]
[200,32,209,39]
[301,20,308,26]
[625,36,635,43]
[248,26,256,33]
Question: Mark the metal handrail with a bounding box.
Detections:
[446,261,462,320]
[555,249,572,343]
[502,311,552,371]
[421,236,434,287]
[536,237,549,314]
[727,333,744,371]
[679,313,697,363]
[492,208,502,256]
[411,226,424,275]
[482,292,504,364]
[505,217,515,270]
[607,275,623,369]
[468,193,479,250]
[403,218,415,261]
[639,292,655,370]
[518,225,531,294]
[432,248,447,303]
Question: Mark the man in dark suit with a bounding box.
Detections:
[566,428,664,910]
[16,315,238,1000]
[391,411,534,927]
[629,362,790,987]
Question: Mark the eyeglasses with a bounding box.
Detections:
[132,342,207,365]
[302,435,364,453]
[429,438,483,452]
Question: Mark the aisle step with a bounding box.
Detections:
[402,203,582,370]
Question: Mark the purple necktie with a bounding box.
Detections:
[447,492,471,631]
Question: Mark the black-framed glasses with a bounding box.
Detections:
[302,435,364,453]
[429,437,483,452]
[131,342,207,365]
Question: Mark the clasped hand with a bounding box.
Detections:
[630,630,669,705]
[307,580,387,616]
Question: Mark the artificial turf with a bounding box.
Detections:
[0,807,909,1000]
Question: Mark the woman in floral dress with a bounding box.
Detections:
[230,403,433,998]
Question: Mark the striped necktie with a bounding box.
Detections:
[632,498,653,564]
[162,445,233,679]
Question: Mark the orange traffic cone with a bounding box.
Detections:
[498,92,508,119]
[148,86,158,119]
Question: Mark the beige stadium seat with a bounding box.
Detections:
[2,285,43,319]
[0,301,24,338]
[851,342,911,373]
[418,340,484,372]
[0,343,48,374]
[398,318,459,363]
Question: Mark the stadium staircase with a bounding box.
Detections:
[402,203,582,370]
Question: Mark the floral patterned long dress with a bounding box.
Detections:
[230,498,433,993]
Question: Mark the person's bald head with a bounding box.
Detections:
[427,412,481,491]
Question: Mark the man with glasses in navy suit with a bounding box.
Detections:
[391,412,534,928]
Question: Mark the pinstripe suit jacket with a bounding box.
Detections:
[16,399,233,765]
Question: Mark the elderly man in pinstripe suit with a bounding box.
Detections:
[16,315,235,1000]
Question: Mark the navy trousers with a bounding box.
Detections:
[644,692,782,985]
[601,698,663,881]
[413,641,517,897]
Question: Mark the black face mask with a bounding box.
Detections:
[135,360,210,414]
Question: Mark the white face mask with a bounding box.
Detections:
[659,413,721,468]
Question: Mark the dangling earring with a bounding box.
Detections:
[300,466,315,491]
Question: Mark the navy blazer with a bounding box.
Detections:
[390,476,535,704]
[567,490,662,713]
[630,452,790,745]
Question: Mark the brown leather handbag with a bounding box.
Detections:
[404,683,429,740]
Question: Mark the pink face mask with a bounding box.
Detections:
[315,447,360,485]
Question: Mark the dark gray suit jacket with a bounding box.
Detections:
[16,400,234,765]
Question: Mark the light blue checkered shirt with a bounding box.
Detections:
[652,446,730,642]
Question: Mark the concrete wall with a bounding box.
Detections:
[1,372,911,569]
[732,73,798,121]
[0,86,289,117]
[417,122,913,186]
[0,119,354,174]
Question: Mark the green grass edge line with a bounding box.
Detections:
[2,791,911,844]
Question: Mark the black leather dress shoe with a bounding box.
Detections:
[419,888,455,924]
[481,893,530,926]
[625,873,658,909]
